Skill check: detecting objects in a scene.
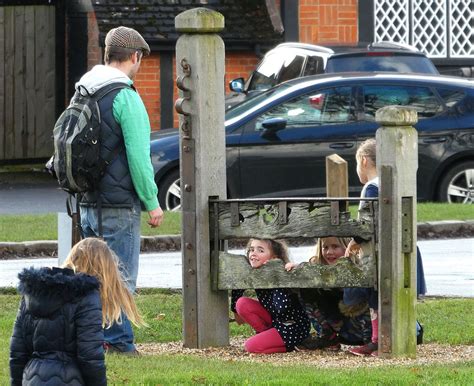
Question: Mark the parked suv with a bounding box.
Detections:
[226,41,439,109]
[152,73,473,210]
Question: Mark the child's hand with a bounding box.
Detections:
[285,262,298,271]
[344,239,360,257]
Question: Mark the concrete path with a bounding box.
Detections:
[1,238,472,297]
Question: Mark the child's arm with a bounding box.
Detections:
[344,238,361,257]
[9,299,29,386]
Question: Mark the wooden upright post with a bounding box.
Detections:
[376,106,418,357]
[326,153,348,210]
[175,8,228,348]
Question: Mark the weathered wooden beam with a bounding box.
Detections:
[214,201,373,240]
[176,8,228,349]
[217,244,376,290]
[377,106,418,358]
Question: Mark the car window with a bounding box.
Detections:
[362,85,443,119]
[436,88,466,107]
[326,55,439,74]
[277,55,305,83]
[247,52,286,92]
[303,56,325,76]
[254,86,354,130]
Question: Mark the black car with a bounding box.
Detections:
[226,41,439,109]
[151,73,474,210]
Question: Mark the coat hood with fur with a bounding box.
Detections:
[18,267,100,318]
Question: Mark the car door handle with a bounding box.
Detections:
[422,137,447,144]
[329,143,354,149]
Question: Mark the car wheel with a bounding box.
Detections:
[158,170,181,211]
[438,161,474,204]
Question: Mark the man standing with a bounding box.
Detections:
[75,26,164,354]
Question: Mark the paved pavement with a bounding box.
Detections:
[1,238,472,297]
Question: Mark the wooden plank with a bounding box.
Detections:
[216,201,373,240]
[217,243,376,290]
[25,6,36,158]
[13,6,25,158]
[35,5,55,157]
[0,7,5,159]
[4,7,15,159]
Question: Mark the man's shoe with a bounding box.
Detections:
[348,342,378,356]
[104,342,140,356]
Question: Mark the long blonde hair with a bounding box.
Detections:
[63,238,145,328]
[309,237,353,265]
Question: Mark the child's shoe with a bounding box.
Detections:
[348,341,378,356]
[298,333,339,350]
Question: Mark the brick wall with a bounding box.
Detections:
[87,12,101,68]
[86,0,359,131]
[135,55,161,130]
[299,0,358,44]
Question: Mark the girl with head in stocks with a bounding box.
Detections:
[345,138,425,356]
[285,237,371,351]
[231,238,310,354]
[10,238,145,386]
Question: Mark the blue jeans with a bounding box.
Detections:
[80,199,141,352]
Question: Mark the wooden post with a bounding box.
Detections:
[326,153,348,210]
[175,8,228,348]
[376,106,418,357]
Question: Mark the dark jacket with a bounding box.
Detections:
[80,87,137,208]
[9,267,106,386]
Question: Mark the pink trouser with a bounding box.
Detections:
[235,297,287,354]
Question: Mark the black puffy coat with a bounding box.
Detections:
[9,267,106,386]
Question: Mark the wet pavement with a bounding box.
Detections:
[1,238,472,297]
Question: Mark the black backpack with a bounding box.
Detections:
[47,82,130,194]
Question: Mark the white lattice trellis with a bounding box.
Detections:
[412,0,447,58]
[450,0,474,58]
[374,0,474,59]
[375,0,409,44]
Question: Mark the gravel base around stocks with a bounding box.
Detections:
[138,339,473,368]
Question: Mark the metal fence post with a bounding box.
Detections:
[376,106,418,357]
[175,8,228,348]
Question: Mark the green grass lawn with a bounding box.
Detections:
[0,203,473,242]
[1,290,473,385]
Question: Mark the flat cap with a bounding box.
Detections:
[105,26,150,56]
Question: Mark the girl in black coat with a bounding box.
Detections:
[10,238,145,385]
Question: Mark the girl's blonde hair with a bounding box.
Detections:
[356,138,376,166]
[63,238,145,328]
[309,237,353,265]
[245,238,290,264]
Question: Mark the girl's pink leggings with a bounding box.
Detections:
[235,297,287,354]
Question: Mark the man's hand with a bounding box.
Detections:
[147,207,164,228]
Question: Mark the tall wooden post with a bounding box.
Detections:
[376,106,418,357]
[175,8,228,348]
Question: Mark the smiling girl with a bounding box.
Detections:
[231,238,310,354]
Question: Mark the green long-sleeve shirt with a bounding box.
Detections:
[112,85,159,211]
